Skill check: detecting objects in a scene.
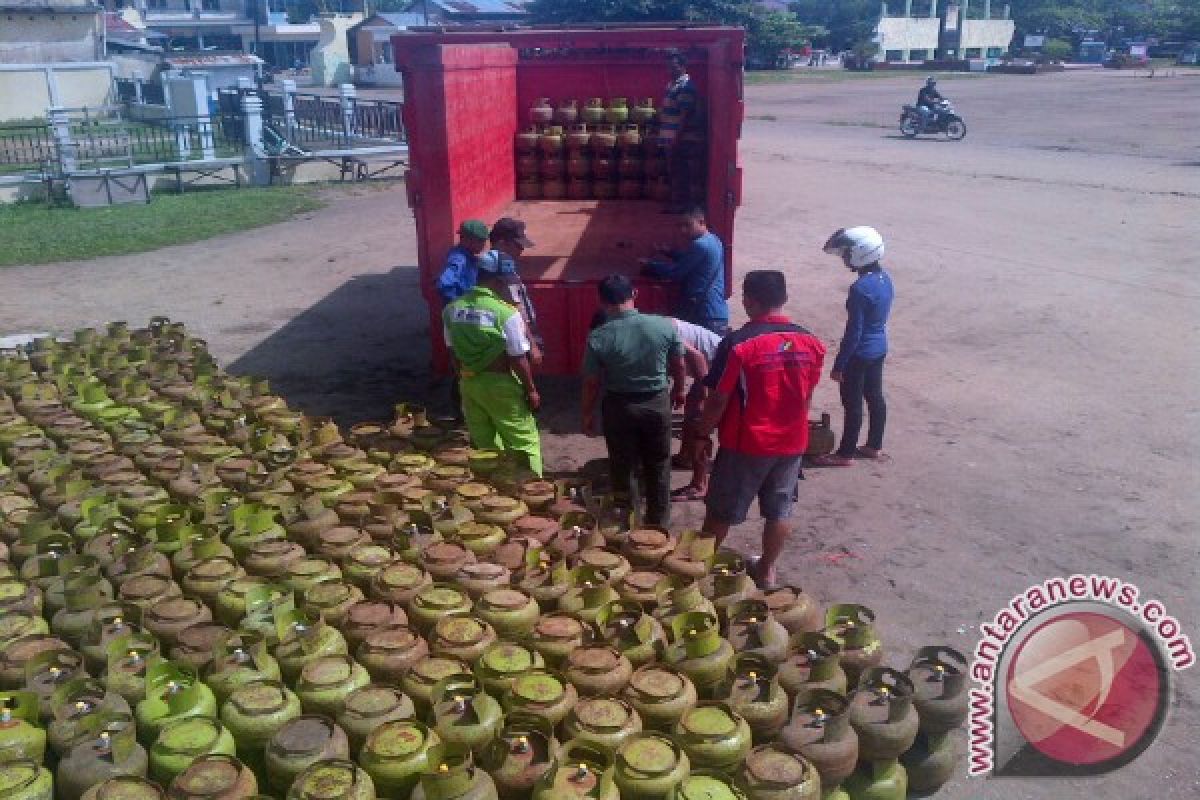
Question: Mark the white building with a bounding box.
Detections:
[875,0,1015,63]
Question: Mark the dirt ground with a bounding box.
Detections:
[2,69,1198,798]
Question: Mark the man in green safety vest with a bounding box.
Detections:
[442,251,543,475]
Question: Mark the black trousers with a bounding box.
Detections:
[837,355,887,456]
[602,389,672,527]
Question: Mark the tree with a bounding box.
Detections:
[526,0,822,67]
[790,0,881,51]
[1041,37,1074,60]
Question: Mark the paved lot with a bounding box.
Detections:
[2,68,1198,798]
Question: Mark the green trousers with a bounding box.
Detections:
[459,372,543,476]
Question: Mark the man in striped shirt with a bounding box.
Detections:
[660,52,705,212]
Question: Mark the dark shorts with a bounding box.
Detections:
[705,448,803,524]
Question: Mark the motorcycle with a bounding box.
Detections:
[899,100,967,140]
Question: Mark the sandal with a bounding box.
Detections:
[810,454,854,467]
[856,447,890,461]
[670,485,707,502]
[746,556,779,591]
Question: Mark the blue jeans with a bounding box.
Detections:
[837,355,886,455]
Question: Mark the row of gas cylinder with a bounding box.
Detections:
[528,98,658,129]
[0,319,968,800]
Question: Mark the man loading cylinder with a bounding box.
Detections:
[443,253,543,476]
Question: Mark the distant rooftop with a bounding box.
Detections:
[429,0,528,16]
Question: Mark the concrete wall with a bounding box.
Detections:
[960,19,1015,51]
[876,17,941,57]
[0,63,114,121]
[0,13,102,63]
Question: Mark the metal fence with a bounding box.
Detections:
[216,87,404,151]
[0,125,56,173]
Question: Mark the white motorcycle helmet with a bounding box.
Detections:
[823,226,885,269]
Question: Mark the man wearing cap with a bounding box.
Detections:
[443,253,543,476]
[489,217,543,366]
[435,220,490,304]
[582,275,686,527]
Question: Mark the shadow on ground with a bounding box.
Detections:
[228,266,587,432]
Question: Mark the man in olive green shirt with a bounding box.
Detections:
[582,274,686,526]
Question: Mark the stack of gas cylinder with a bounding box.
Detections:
[0,318,968,800]
[515,97,670,202]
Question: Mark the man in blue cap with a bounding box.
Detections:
[435,219,490,418]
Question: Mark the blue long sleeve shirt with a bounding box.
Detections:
[645,231,729,325]
[833,268,894,372]
[435,245,478,305]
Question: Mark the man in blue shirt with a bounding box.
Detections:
[435,219,490,305]
[640,206,729,334]
[813,226,895,466]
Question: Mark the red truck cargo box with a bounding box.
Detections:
[394,25,745,375]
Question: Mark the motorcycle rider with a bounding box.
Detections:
[916,76,944,129]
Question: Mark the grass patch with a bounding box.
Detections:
[0,185,323,267]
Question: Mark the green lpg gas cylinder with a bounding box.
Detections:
[899,731,959,793]
[0,635,68,692]
[355,626,429,685]
[596,601,666,668]
[148,717,237,786]
[220,681,302,777]
[370,562,432,610]
[502,671,577,730]
[616,570,668,611]
[673,771,748,800]
[264,716,351,797]
[777,634,847,704]
[906,647,969,734]
[429,675,503,760]
[612,734,690,800]
[564,646,633,698]
[527,614,587,670]
[411,746,497,800]
[450,563,510,603]
[700,552,756,622]
[840,759,906,800]
[286,760,375,800]
[0,760,52,800]
[759,587,822,638]
[726,655,789,746]
[481,714,555,800]
[402,658,471,720]
[358,721,440,800]
[652,577,717,631]
[337,686,416,756]
[343,604,408,653]
[55,714,149,800]
[430,617,497,666]
[204,638,281,706]
[822,607,881,687]
[531,740,618,800]
[474,589,539,641]
[48,678,132,758]
[562,698,643,756]
[295,657,370,718]
[166,754,258,800]
[736,746,820,800]
[407,585,473,636]
[272,609,349,683]
[51,573,114,648]
[621,665,698,733]
[674,703,752,772]
[779,691,858,793]
[0,692,45,763]
[24,650,87,721]
[576,549,631,587]
[101,631,158,706]
[80,776,164,800]
[724,600,790,666]
[134,661,217,746]
[473,644,543,699]
[557,568,618,626]
[184,559,245,615]
[664,612,734,700]
[847,669,918,761]
[301,581,363,629]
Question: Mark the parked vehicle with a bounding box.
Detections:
[393,26,745,375]
[899,100,967,140]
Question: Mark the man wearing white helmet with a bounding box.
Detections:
[813,226,895,467]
